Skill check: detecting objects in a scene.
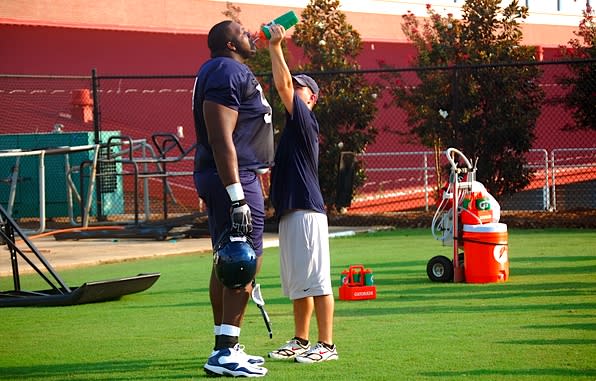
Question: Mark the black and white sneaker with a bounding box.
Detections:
[268,338,310,360]
[295,342,338,363]
[204,344,267,377]
[210,344,264,366]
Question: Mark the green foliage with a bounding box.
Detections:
[556,5,596,131]
[383,0,545,198]
[292,0,379,209]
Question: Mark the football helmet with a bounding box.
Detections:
[213,231,257,289]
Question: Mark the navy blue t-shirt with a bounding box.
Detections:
[193,56,273,172]
[270,93,325,218]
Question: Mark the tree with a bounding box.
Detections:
[382,0,544,198]
[292,0,379,209]
[556,5,596,131]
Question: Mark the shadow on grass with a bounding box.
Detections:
[523,322,596,331]
[377,281,596,300]
[416,281,589,296]
[420,367,596,378]
[334,300,596,316]
[333,250,596,318]
[499,338,596,345]
[510,264,596,276]
[0,358,200,380]
[512,256,596,263]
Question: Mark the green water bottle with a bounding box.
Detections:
[259,10,299,40]
[364,269,374,286]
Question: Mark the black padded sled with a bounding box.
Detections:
[0,204,160,307]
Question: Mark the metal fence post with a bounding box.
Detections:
[423,152,429,212]
[91,68,105,221]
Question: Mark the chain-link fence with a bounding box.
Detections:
[0,60,595,231]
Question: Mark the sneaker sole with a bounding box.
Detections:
[295,353,339,363]
[268,352,304,360]
[204,364,268,377]
[206,359,264,367]
[268,346,310,360]
[203,367,222,377]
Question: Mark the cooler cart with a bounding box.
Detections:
[427,148,476,283]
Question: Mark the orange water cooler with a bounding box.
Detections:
[462,223,509,283]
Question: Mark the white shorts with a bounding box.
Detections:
[278,210,333,300]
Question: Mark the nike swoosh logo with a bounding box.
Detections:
[303,288,310,292]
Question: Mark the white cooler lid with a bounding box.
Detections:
[463,222,507,233]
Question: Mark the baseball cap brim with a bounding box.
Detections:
[292,74,319,96]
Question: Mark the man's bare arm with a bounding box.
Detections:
[268,25,294,114]
[203,100,240,187]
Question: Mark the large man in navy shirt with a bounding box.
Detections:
[192,20,273,378]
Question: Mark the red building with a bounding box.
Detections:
[1,1,593,214]
[0,0,586,75]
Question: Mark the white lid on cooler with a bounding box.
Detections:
[463,222,508,233]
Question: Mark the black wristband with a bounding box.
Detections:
[231,199,247,208]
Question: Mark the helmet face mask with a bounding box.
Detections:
[213,231,257,289]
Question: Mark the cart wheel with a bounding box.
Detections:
[426,255,454,282]
[458,252,464,267]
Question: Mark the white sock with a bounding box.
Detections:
[214,325,221,335]
[220,324,241,337]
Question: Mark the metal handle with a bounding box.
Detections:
[445,148,473,171]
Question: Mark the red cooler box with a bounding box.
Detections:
[462,223,509,283]
[339,265,376,300]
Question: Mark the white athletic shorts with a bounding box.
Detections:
[278,210,333,300]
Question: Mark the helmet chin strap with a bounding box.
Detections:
[251,280,272,339]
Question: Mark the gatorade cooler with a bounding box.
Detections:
[462,223,509,283]
[339,265,376,301]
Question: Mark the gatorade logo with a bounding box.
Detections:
[476,199,491,210]
[493,245,508,264]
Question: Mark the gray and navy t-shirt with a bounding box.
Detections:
[193,56,273,172]
[270,93,325,218]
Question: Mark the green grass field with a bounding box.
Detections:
[1,228,595,380]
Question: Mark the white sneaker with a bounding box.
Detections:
[204,344,268,377]
[268,338,310,360]
[295,342,338,363]
[236,344,265,366]
[207,344,265,366]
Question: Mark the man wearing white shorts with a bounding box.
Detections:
[279,211,332,301]
[267,24,338,364]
